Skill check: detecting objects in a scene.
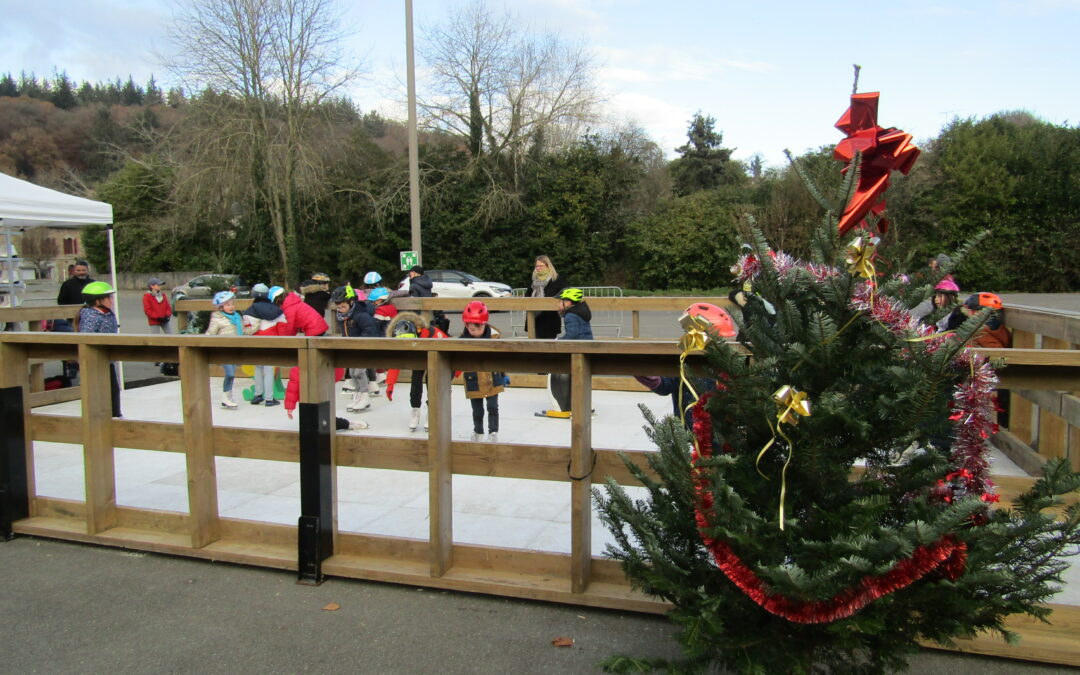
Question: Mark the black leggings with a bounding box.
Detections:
[410,369,425,409]
[109,363,121,418]
[470,395,499,434]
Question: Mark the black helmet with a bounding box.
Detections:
[330,285,353,305]
[392,319,417,338]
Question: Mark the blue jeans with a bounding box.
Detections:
[222,364,236,393]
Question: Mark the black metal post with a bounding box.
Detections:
[1,386,29,541]
[297,400,333,584]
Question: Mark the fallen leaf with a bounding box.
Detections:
[552,637,574,647]
[577,615,586,620]
[322,602,341,611]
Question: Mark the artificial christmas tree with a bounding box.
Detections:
[595,90,1080,674]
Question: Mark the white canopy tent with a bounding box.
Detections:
[0,171,117,313]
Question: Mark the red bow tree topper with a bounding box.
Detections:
[834,92,920,235]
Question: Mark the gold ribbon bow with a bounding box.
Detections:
[677,314,711,426]
[845,236,878,280]
[772,385,811,425]
[755,385,811,530]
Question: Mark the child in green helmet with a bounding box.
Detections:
[78,281,121,417]
[557,288,593,340]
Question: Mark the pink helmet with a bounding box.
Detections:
[934,278,959,293]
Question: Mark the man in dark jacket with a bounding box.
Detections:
[407,266,434,297]
[54,260,93,332]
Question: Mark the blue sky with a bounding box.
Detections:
[2,0,1079,167]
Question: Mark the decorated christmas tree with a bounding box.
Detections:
[595,87,1080,674]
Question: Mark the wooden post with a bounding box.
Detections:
[29,363,44,393]
[1038,337,1071,461]
[0,342,34,529]
[526,311,537,339]
[179,346,219,548]
[632,310,640,339]
[1008,329,1036,444]
[569,352,593,594]
[427,350,453,577]
[78,343,117,534]
[177,310,189,332]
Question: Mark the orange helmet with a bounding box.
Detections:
[965,292,1003,311]
[462,300,489,324]
[679,303,736,338]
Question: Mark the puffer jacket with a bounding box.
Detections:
[408,274,434,297]
[280,291,328,336]
[285,366,347,412]
[205,310,251,336]
[244,298,287,336]
[559,301,593,340]
[337,300,381,337]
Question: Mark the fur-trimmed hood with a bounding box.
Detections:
[387,310,429,336]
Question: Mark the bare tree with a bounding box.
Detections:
[418,1,600,197]
[163,0,359,282]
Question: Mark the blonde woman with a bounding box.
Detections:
[529,255,569,339]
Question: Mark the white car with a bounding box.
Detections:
[398,269,512,298]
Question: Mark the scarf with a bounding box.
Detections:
[224,310,244,335]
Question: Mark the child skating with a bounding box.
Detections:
[205,290,251,409]
[459,301,505,442]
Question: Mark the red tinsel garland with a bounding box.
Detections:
[691,396,968,623]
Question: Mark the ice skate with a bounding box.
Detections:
[470,432,483,442]
[349,419,369,431]
[368,380,380,396]
[408,408,421,431]
[487,432,497,443]
[221,391,237,409]
[347,391,371,412]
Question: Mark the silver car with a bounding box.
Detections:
[399,269,512,298]
[171,274,251,303]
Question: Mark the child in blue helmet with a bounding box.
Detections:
[206,290,252,408]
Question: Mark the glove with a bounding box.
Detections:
[386,385,394,401]
[633,375,662,391]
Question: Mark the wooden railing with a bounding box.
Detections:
[0,304,81,405]
[174,296,730,337]
[2,307,1079,666]
[981,305,1080,475]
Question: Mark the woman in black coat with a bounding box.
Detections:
[528,255,568,339]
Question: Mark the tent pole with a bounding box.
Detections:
[106,224,125,390]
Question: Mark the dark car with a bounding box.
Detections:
[171,274,251,303]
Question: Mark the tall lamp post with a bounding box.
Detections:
[405,0,422,265]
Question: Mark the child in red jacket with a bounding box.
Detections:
[143,278,173,333]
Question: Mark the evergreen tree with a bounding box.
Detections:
[669,112,744,196]
[50,71,78,110]
[145,75,164,105]
[595,160,1080,673]
[0,73,17,98]
[120,76,144,105]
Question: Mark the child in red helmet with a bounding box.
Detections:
[635,303,738,430]
[459,301,506,442]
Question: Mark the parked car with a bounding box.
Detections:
[172,274,250,304]
[397,269,512,298]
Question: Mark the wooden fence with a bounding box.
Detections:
[2,302,1080,665]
